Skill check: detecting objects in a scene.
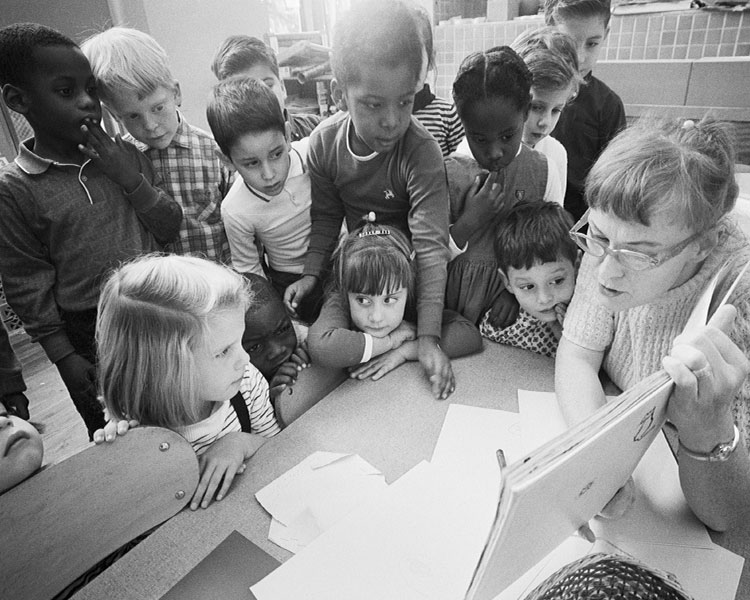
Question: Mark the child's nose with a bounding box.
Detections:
[537,287,553,305]
[488,142,504,161]
[380,106,399,130]
[261,162,275,180]
[369,304,383,322]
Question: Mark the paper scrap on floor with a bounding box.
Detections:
[515,389,744,600]
[255,451,388,553]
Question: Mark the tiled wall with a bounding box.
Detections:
[434,10,750,98]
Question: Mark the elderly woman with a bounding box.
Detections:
[555,118,750,532]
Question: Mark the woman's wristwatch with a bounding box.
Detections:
[678,424,741,462]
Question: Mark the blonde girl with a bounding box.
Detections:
[96,254,280,510]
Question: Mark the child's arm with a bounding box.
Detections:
[190,431,266,510]
[287,131,345,315]
[222,209,265,277]
[307,295,416,368]
[79,121,182,245]
[350,310,482,381]
[554,335,607,425]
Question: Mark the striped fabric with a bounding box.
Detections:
[177,363,280,455]
[414,97,465,157]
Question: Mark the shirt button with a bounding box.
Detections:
[81,176,88,182]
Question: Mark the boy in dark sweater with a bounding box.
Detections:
[0,23,182,437]
[545,0,626,220]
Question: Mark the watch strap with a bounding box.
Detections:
[678,424,740,462]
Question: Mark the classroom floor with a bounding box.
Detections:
[8,328,91,466]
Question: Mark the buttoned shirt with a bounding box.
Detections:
[128,116,232,263]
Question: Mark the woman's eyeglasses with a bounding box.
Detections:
[568,210,703,272]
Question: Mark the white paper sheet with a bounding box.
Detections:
[431,404,524,477]
[252,461,498,600]
[255,451,388,552]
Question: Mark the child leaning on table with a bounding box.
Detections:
[480,201,578,358]
[308,214,482,382]
[94,255,280,511]
[82,27,232,264]
[206,76,323,324]
[284,0,456,399]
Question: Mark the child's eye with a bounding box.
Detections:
[86,84,98,96]
[519,284,534,291]
[384,296,399,304]
[57,87,73,97]
[216,346,232,358]
[470,135,487,145]
[243,160,260,168]
[275,322,293,335]
[271,149,284,160]
[355,296,371,305]
[154,104,164,113]
[552,107,562,115]
[530,104,543,113]
[586,41,599,49]
[551,277,566,286]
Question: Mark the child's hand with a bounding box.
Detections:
[290,341,311,369]
[554,302,568,326]
[387,320,417,349]
[190,432,265,510]
[92,415,139,444]
[269,362,302,398]
[79,119,142,193]
[487,290,519,329]
[283,275,317,319]
[56,352,98,411]
[1,392,30,420]
[418,336,455,400]
[465,171,509,222]
[348,343,414,381]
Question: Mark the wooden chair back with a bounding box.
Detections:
[0,426,198,600]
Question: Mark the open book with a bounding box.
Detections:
[465,258,750,600]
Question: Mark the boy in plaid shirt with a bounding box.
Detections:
[82,27,231,263]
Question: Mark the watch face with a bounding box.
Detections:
[715,444,733,461]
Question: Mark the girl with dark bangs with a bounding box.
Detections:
[308,213,482,386]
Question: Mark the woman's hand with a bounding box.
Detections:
[189,432,265,510]
[418,336,455,400]
[662,304,750,452]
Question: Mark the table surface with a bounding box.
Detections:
[72,342,749,600]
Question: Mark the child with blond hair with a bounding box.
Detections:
[82,27,231,263]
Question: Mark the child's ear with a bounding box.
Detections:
[2,84,29,115]
[331,80,347,111]
[497,268,509,288]
[172,81,182,107]
[215,148,234,170]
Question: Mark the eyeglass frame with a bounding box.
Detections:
[568,209,705,271]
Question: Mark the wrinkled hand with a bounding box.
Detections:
[190,432,258,510]
[418,336,455,400]
[662,304,750,451]
[487,290,519,329]
[1,392,30,420]
[283,275,317,319]
[349,344,411,381]
[79,119,141,192]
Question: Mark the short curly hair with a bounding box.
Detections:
[0,23,77,87]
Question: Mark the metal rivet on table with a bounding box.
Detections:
[175,490,185,500]
[159,442,170,451]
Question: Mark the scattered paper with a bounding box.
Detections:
[255,452,388,552]
[252,461,497,600]
[431,404,524,479]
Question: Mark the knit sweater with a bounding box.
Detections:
[563,219,750,446]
